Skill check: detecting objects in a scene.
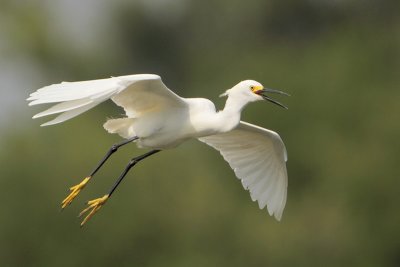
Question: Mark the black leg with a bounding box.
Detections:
[108,149,161,197]
[79,149,161,226]
[61,136,138,209]
[89,136,139,177]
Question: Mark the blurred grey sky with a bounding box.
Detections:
[1,0,380,128]
[0,0,188,128]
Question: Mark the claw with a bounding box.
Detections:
[61,176,91,209]
[79,194,109,227]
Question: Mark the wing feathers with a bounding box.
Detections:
[32,98,93,119]
[27,79,118,105]
[27,74,185,128]
[40,101,99,126]
[199,121,288,221]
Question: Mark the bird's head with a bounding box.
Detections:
[220,80,290,109]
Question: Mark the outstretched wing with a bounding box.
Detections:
[198,121,288,221]
[27,74,185,126]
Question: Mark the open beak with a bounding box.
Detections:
[255,87,290,109]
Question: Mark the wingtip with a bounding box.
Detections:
[273,209,283,221]
[32,113,42,119]
[40,121,57,127]
[28,99,42,106]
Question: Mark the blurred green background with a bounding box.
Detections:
[1,0,399,266]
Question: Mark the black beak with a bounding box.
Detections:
[257,88,290,109]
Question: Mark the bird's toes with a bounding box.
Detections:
[61,176,91,209]
[79,194,109,227]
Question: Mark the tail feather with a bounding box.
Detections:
[103,118,135,139]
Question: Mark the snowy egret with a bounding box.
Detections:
[28,74,289,226]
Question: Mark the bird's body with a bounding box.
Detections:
[28,74,289,225]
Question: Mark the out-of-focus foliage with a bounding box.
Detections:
[0,0,399,266]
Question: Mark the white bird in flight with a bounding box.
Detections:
[27,74,289,226]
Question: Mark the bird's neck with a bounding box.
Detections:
[215,96,248,132]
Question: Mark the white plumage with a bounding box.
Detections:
[28,74,289,221]
[199,122,287,220]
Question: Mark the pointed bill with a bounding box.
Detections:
[255,88,290,109]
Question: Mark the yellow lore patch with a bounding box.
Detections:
[251,85,263,93]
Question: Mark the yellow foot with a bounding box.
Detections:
[61,176,91,209]
[79,194,109,227]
